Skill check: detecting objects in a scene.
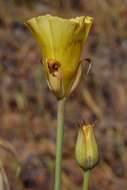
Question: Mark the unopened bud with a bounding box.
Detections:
[75,122,99,171]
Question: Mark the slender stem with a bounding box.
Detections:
[83,170,91,190]
[54,98,65,190]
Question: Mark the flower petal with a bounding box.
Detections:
[25,15,93,98]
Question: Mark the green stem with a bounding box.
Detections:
[83,170,91,190]
[54,98,65,190]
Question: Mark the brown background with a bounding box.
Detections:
[0,0,127,190]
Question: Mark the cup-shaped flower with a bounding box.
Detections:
[25,15,93,99]
[75,123,99,171]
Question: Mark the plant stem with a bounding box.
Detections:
[54,98,65,190]
[83,170,91,190]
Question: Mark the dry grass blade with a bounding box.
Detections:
[82,88,103,119]
[0,139,21,177]
[0,172,4,190]
[0,140,17,160]
[0,164,10,190]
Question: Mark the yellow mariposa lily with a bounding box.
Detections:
[25,15,93,99]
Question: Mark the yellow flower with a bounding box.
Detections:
[25,15,93,99]
[75,123,99,171]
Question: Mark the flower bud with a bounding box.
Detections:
[75,123,99,171]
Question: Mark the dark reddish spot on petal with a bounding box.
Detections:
[47,59,61,76]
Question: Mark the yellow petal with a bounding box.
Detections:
[25,15,93,98]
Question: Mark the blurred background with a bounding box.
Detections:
[0,0,127,189]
